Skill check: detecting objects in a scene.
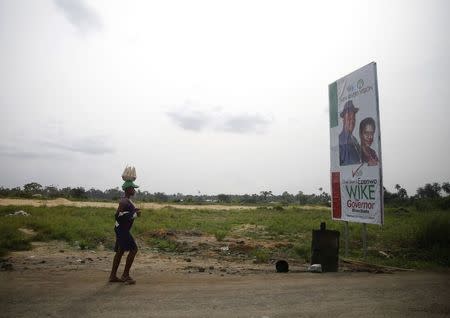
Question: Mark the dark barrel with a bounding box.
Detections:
[275,260,289,273]
[311,222,340,272]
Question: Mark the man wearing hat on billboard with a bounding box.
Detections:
[339,100,361,166]
[109,170,141,284]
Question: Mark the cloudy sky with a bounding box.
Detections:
[0,0,449,195]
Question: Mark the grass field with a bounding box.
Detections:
[0,204,448,268]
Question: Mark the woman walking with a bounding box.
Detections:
[109,168,141,284]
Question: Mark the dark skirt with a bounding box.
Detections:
[114,228,137,252]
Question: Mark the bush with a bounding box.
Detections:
[251,248,270,263]
[148,238,179,252]
[414,216,450,266]
[414,199,434,212]
[438,196,450,210]
[214,230,227,242]
[413,198,450,211]
[415,217,450,249]
[0,223,31,257]
[293,245,310,263]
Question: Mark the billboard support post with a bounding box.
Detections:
[344,221,349,257]
[362,223,367,258]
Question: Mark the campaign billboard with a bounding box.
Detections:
[329,62,383,225]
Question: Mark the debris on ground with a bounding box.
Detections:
[0,261,14,271]
[341,258,414,273]
[378,251,392,258]
[6,210,30,217]
[308,264,322,273]
[18,228,37,236]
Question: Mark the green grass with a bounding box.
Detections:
[147,238,179,252]
[0,204,448,268]
[213,230,228,242]
[250,248,271,263]
[0,223,32,256]
[0,206,114,254]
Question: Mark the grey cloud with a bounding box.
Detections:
[0,145,67,159]
[54,0,102,33]
[40,136,115,155]
[0,133,114,160]
[166,110,209,131]
[0,134,114,159]
[220,114,271,134]
[167,103,272,134]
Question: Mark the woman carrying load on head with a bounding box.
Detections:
[109,167,141,284]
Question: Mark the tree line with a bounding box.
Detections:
[0,183,330,205]
[0,181,448,207]
[383,182,450,200]
[383,182,450,210]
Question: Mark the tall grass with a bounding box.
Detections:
[0,223,32,256]
[0,204,448,268]
[0,206,114,254]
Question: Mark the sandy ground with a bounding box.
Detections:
[0,198,253,210]
[0,198,328,210]
[1,241,449,318]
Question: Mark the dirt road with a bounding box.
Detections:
[1,269,449,318]
[1,243,449,318]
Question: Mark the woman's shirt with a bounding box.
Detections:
[114,197,138,233]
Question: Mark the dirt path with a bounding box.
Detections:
[0,198,255,210]
[1,242,449,318]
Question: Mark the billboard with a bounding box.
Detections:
[329,62,383,225]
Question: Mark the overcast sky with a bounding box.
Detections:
[0,0,449,195]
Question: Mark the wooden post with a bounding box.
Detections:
[344,221,349,258]
[362,223,367,259]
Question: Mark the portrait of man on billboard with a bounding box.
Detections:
[339,100,361,166]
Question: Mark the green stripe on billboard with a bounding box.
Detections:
[329,81,338,128]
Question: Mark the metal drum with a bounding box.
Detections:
[311,222,340,272]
